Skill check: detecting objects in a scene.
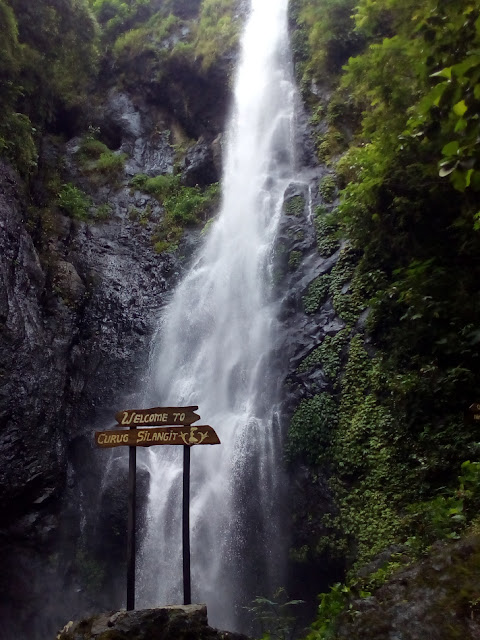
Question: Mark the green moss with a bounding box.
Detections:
[153,239,174,254]
[130,173,180,199]
[194,0,241,69]
[314,206,341,257]
[288,250,303,270]
[131,174,220,253]
[289,545,310,563]
[77,137,126,185]
[319,174,337,203]
[112,11,179,66]
[329,246,363,327]
[94,203,113,220]
[303,274,331,314]
[75,549,105,595]
[316,127,346,163]
[285,194,305,216]
[287,393,339,464]
[0,112,37,176]
[298,330,349,381]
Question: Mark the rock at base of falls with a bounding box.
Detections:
[56,605,251,640]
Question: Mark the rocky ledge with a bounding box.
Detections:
[57,604,250,640]
[333,534,480,640]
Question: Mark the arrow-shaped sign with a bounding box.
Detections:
[115,406,200,427]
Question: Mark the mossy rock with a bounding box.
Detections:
[284,194,306,216]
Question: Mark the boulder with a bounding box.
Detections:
[57,605,250,640]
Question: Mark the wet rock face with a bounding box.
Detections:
[57,605,250,640]
[333,535,480,640]
[102,92,176,178]
[0,52,227,635]
[0,159,183,639]
[181,138,219,187]
[0,162,67,530]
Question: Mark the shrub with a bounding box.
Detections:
[287,393,339,464]
[77,137,126,184]
[285,194,305,216]
[319,174,337,203]
[303,274,331,314]
[288,250,303,270]
[57,183,91,220]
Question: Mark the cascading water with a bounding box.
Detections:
[138,0,296,630]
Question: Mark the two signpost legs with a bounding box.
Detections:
[126,442,192,610]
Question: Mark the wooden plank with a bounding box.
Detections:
[465,412,480,424]
[95,425,221,448]
[115,406,200,427]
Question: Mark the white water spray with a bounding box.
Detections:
[138,0,296,629]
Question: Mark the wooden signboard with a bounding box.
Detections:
[115,406,200,427]
[466,403,480,423]
[95,405,219,613]
[95,425,220,448]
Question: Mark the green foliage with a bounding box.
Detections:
[303,274,331,314]
[0,0,98,173]
[77,137,127,184]
[298,330,349,382]
[194,0,240,70]
[288,250,303,270]
[57,183,91,220]
[403,5,480,196]
[314,206,340,257]
[405,461,480,545]
[329,246,364,327]
[293,1,480,635]
[89,0,152,43]
[0,0,22,114]
[94,203,113,220]
[287,393,339,465]
[75,549,105,594]
[0,112,37,176]
[319,175,337,203]
[316,128,346,163]
[306,583,351,640]
[244,588,304,640]
[291,0,364,88]
[130,173,180,199]
[132,175,220,253]
[112,11,178,62]
[10,0,99,113]
[285,195,305,217]
[108,0,239,89]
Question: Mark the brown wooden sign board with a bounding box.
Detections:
[95,425,220,448]
[466,413,480,423]
[115,406,200,427]
[465,403,480,424]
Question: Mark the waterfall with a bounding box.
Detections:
[138,0,296,630]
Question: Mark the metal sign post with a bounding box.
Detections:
[94,407,220,610]
[183,445,191,605]
[127,423,136,610]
